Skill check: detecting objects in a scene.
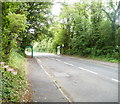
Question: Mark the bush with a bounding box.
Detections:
[8,49,26,74]
[34,38,54,53]
[1,49,28,102]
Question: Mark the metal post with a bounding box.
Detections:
[57,46,60,55]
[31,46,33,58]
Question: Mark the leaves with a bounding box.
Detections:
[7,13,27,33]
[52,1,119,59]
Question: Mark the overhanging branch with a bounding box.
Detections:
[102,8,113,22]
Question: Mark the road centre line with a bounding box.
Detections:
[68,56,117,67]
[112,78,119,82]
[78,67,98,75]
[64,62,74,66]
[55,59,74,66]
[55,59,62,62]
[54,58,119,83]
[78,66,119,83]
[56,59,98,75]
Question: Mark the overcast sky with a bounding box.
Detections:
[51,0,119,16]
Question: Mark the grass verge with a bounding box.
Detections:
[1,49,29,102]
[87,55,119,63]
[63,54,119,63]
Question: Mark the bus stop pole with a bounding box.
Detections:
[32,47,33,58]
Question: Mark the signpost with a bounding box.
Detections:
[57,46,60,55]
[57,44,64,55]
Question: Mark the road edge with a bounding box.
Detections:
[35,57,73,103]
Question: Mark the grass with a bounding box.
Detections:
[1,49,28,102]
[65,54,119,63]
[88,55,119,63]
[8,49,26,74]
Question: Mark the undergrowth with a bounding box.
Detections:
[68,54,119,63]
[88,55,119,63]
[1,49,28,102]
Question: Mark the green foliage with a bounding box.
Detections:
[7,13,27,33]
[51,1,119,61]
[2,3,28,61]
[1,50,27,102]
[34,38,53,53]
[1,2,53,102]
[2,71,26,102]
[8,49,26,74]
[52,28,66,52]
[2,2,52,61]
[1,1,119,102]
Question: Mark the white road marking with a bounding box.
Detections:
[78,67,98,75]
[64,62,74,66]
[35,58,72,102]
[37,57,119,83]
[78,67,119,83]
[112,79,119,82]
[55,59,62,62]
[68,56,117,68]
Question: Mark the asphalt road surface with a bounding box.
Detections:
[27,52,118,102]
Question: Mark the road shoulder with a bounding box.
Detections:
[26,58,67,102]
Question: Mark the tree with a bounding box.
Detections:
[19,2,52,54]
[2,2,52,61]
[102,0,120,46]
[2,2,26,61]
[52,1,119,60]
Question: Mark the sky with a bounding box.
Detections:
[51,0,119,16]
[51,0,81,15]
[52,3,62,16]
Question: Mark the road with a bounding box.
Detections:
[27,52,118,102]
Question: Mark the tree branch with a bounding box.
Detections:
[102,8,113,22]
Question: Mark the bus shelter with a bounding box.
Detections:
[25,45,33,58]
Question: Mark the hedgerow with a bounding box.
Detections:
[1,50,28,102]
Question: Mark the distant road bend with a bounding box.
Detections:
[27,52,118,102]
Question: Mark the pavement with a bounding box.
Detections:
[27,52,118,102]
[27,58,67,102]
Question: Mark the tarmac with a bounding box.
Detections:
[27,58,67,102]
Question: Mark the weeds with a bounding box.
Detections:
[1,49,28,102]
